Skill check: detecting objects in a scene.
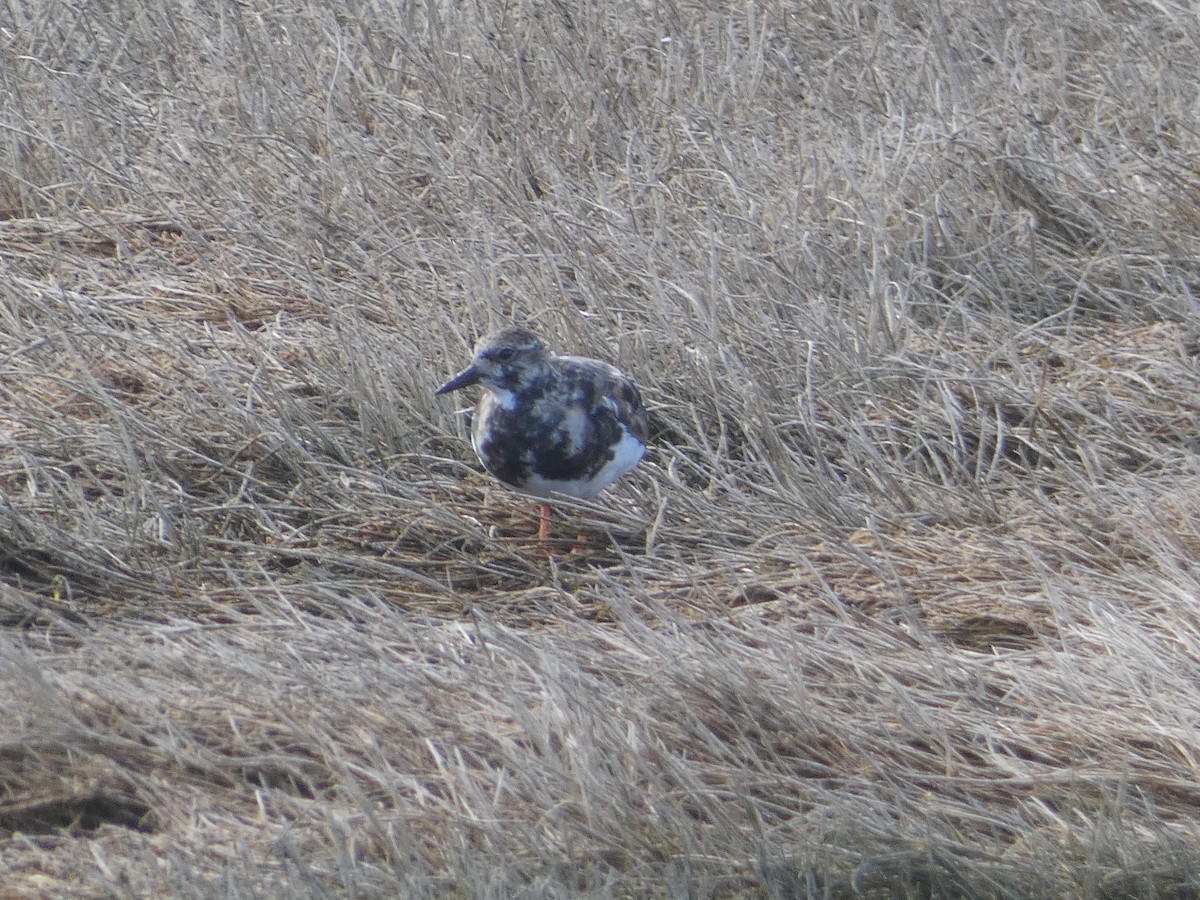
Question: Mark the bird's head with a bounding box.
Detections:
[435,327,551,397]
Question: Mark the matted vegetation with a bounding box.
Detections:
[2,0,1200,895]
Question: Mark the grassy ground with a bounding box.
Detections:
[2,0,1200,896]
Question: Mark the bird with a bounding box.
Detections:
[436,326,648,549]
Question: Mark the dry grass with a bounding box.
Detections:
[1,0,1200,895]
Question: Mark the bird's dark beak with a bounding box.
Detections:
[435,365,482,395]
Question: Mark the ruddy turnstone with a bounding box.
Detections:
[436,326,648,546]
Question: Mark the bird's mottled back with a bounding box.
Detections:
[551,355,649,445]
[436,327,648,502]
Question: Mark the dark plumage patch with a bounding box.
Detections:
[476,359,646,492]
[437,328,648,501]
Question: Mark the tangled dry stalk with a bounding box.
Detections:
[2,0,1200,896]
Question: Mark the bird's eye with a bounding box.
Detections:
[495,348,516,362]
